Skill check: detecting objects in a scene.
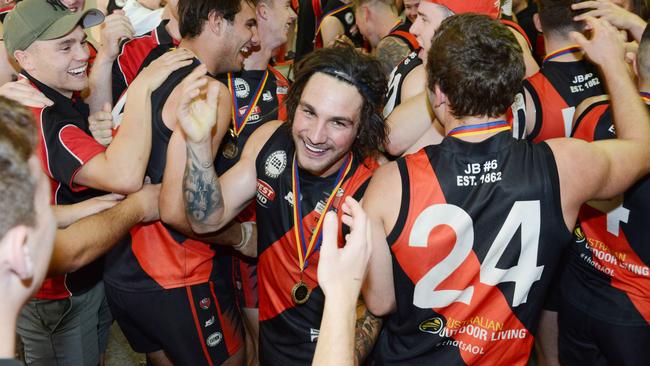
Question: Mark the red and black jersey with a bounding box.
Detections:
[375,132,571,365]
[255,124,375,365]
[384,20,419,52]
[24,72,108,300]
[0,3,14,23]
[523,59,605,143]
[111,19,178,105]
[313,0,364,49]
[215,66,289,175]
[560,101,650,326]
[104,59,234,294]
[383,51,422,117]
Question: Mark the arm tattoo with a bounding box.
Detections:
[183,145,224,227]
[375,37,411,76]
[354,300,383,365]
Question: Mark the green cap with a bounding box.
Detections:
[3,0,104,55]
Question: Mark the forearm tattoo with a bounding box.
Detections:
[354,302,383,365]
[376,37,411,76]
[183,145,223,226]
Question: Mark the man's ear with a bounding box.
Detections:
[533,13,542,33]
[207,10,225,36]
[0,225,33,280]
[433,84,447,108]
[257,2,269,21]
[14,49,34,72]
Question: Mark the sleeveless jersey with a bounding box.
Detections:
[215,66,289,175]
[560,101,650,326]
[383,51,422,117]
[384,20,419,52]
[111,19,178,105]
[256,124,374,365]
[376,132,571,365]
[313,0,363,49]
[523,59,605,142]
[25,72,107,300]
[104,59,234,294]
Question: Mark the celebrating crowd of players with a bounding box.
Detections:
[0,0,649,365]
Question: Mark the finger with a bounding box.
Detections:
[92,111,114,122]
[206,81,220,110]
[97,137,113,146]
[98,193,125,201]
[570,30,589,48]
[321,211,339,258]
[571,1,601,10]
[574,8,607,21]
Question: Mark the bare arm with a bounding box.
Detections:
[548,17,650,229]
[385,92,438,156]
[48,183,160,276]
[320,16,345,48]
[402,122,445,155]
[74,48,194,194]
[86,11,135,114]
[52,193,123,228]
[353,302,383,365]
[375,37,412,76]
[400,64,426,102]
[361,162,400,316]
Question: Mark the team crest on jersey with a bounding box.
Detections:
[234,78,250,98]
[277,86,288,95]
[573,226,586,243]
[262,90,273,102]
[265,150,287,178]
[256,179,276,207]
[345,12,354,25]
[419,317,444,335]
[206,332,223,347]
[199,297,210,309]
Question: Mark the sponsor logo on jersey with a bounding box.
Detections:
[234,78,250,98]
[238,105,262,123]
[206,332,223,347]
[205,316,215,328]
[310,328,320,342]
[256,179,276,207]
[277,86,288,95]
[345,12,354,25]
[199,297,210,309]
[419,317,444,335]
[284,191,295,207]
[262,90,273,102]
[573,226,585,243]
[265,150,287,178]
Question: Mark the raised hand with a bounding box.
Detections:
[99,10,135,61]
[572,0,647,39]
[571,17,626,69]
[318,196,372,299]
[176,65,219,144]
[132,48,195,92]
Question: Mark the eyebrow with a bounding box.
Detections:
[299,101,355,124]
[56,34,87,47]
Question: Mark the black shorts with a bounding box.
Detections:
[105,281,244,365]
[558,298,650,366]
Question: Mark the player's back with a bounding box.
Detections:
[376,132,571,365]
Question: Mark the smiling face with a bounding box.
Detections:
[18,26,90,97]
[291,72,363,177]
[219,0,259,72]
[403,0,420,22]
[260,0,296,49]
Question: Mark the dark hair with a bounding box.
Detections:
[637,25,650,80]
[177,0,255,38]
[0,97,36,237]
[538,0,587,35]
[426,14,524,119]
[285,46,388,160]
[630,0,650,21]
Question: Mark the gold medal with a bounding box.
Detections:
[291,280,311,305]
[222,141,239,159]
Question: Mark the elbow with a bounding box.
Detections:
[113,175,144,195]
[385,137,406,157]
[362,288,396,317]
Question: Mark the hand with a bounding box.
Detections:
[570,17,625,69]
[329,34,354,48]
[176,65,219,144]
[132,48,196,92]
[88,102,114,146]
[572,0,646,33]
[127,181,161,223]
[0,78,53,108]
[318,196,372,299]
[80,193,124,216]
[99,10,135,61]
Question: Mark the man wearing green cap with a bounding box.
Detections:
[2,0,192,364]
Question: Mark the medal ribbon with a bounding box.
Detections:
[543,45,582,63]
[641,92,650,105]
[227,70,269,137]
[292,153,353,271]
[447,120,511,138]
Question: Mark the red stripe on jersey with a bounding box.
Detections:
[209,281,244,356]
[130,222,215,289]
[268,65,289,121]
[390,30,420,51]
[186,286,215,366]
[259,163,374,320]
[579,204,650,323]
[525,72,570,142]
[572,103,608,140]
[58,124,106,191]
[392,151,532,365]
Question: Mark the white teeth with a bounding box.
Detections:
[305,142,325,153]
[240,46,249,53]
[68,65,87,75]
